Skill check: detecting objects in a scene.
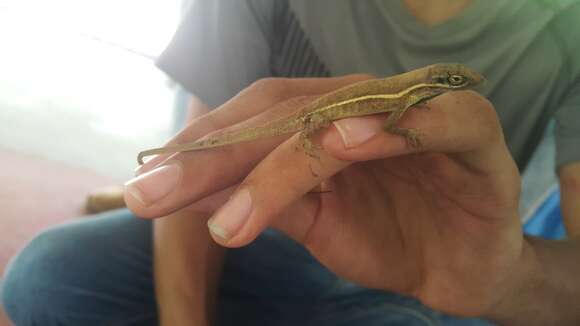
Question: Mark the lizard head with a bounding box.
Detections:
[427,63,486,90]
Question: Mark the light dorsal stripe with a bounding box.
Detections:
[312,83,451,116]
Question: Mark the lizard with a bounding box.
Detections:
[137,63,485,165]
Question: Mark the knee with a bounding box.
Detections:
[1,226,76,324]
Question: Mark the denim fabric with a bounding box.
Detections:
[1,211,157,326]
[1,209,493,325]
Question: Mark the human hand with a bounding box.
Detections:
[125,75,527,318]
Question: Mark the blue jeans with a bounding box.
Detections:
[1,209,493,325]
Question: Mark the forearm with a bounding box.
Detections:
[154,212,226,326]
[487,237,580,325]
[559,162,580,236]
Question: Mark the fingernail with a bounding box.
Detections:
[141,154,159,164]
[124,163,182,206]
[333,117,383,148]
[208,188,252,241]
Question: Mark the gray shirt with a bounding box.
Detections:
[157,0,580,171]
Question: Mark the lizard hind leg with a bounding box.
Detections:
[297,130,321,159]
[295,132,321,177]
[296,117,331,177]
[295,117,329,159]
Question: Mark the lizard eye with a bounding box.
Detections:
[448,74,466,86]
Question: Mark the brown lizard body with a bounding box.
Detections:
[137,63,485,164]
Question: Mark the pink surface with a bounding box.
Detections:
[0,149,118,325]
[0,306,10,326]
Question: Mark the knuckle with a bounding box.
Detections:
[459,90,502,144]
[248,77,289,99]
[434,90,503,150]
[472,92,499,128]
[346,73,376,81]
[282,95,318,109]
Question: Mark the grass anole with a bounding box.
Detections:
[137,63,485,164]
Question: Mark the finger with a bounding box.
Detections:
[182,185,236,215]
[136,74,373,173]
[206,132,350,247]
[125,75,373,218]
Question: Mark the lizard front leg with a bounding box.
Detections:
[383,105,422,147]
[383,90,443,147]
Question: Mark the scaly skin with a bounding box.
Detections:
[137,63,485,164]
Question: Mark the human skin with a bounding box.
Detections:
[131,0,580,323]
[154,208,225,326]
[126,74,580,324]
[152,98,227,326]
[145,1,484,324]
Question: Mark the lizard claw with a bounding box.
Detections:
[405,128,422,147]
[384,126,423,148]
[298,133,321,159]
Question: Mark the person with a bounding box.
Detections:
[2,0,580,325]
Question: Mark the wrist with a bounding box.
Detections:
[484,238,545,324]
[486,237,580,325]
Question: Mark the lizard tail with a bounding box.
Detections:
[137,116,304,164]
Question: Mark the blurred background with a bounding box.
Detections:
[0,0,183,179]
[0,1,185,322]
[0,0,562,323]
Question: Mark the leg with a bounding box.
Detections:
[383,90,444,147]
[383,105,423,147]
[216,229,341,325]
[218,230,494,325]
[406,90,440,111]
[0,211,342,326]
[304,280,495,326]
[296,115,331,159]
[1,209,157,326]
[298,131,320,159]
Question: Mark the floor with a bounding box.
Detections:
[0,2,180,324]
